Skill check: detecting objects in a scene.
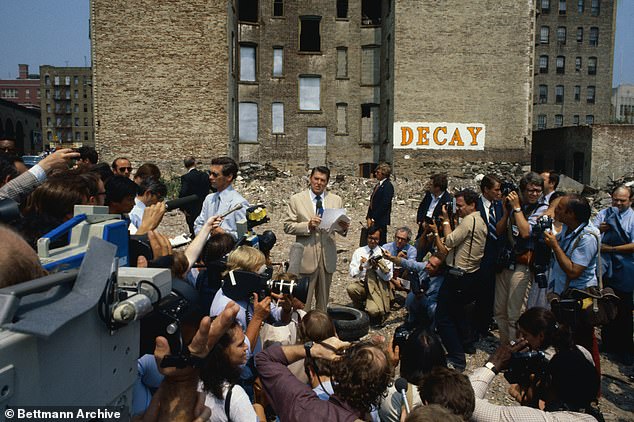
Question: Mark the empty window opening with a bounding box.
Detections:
[239,0,258,22]
[362,0,381,25]
[300,17,321,52]
[337,0,348,19]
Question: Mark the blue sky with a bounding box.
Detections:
[0,0,632,85]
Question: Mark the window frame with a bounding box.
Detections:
[239,43,258,82]
[540,26,550,44]
[272,47,284,78]
[299,16,322,54]
[238,102,259,143]
[298,75,321,112]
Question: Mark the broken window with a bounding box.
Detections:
[239,102,258,142]
[272,102,284,133]
[240,44,257,81]
[273,0,283,17]
[361,0,381,25]
[337,0,348,19]
[575,56,582,72]
[361,45,380,86]
[299,76,320,111]
[300,16,321,52]
[239,0,258,23]
[361,103,379,143]
[336,47,348,78]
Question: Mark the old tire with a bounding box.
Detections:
[327,305,370,341]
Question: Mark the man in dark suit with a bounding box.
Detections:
[366,162,394,245]
[473,174,509,340]
[415,174,453,260]
[179,156,211,235]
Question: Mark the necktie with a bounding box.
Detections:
[212,194,221,216]
[488,203,498,240]
[315,195,324,217]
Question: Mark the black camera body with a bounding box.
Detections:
[534,215,554,235]
[392,323,417,351]
[504,350,548,385]
[532,215,554,288]
[501,181,519,197]
[221,269,309,304]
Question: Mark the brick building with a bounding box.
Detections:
[533,0,616,130]
[0,98,42,155]
[532,124,634,186]
[0,64,41,109]
[39,66,94,148]
[91,0,535,175]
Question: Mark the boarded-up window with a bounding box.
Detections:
[240,45,256,81]
[272,102,284,133]
[336,48,348,78]
[361,103,379,142]
[273,48,283,77]
[336,103,347,134]
[361,46,380,86]
[239,102,258,142]
[307,127,326,146]
[299,76,320,111]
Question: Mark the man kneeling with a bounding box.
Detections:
[347,226,393,323]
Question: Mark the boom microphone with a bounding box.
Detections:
[395,377,410,414]
[287,242,305,276]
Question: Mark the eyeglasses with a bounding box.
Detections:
[526,189,542,194]
[117,167,133,172]
[210,171,221,177]
[395,236,409,242]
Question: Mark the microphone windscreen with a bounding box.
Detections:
[395,377,408,392]
[287,242,305,275]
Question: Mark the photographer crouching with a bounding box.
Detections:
[543,194,602,375]
[469,307,602,422]
[429,189,487,371]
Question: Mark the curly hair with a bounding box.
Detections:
[331,342,394,414]
[200,321,243,399]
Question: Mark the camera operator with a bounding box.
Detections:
[347,225,394,324]
[382,226,417,300]
[429,189,487,371]
[415,174,453,260]
[379,327,447,422]
[470,336,600,421]
[256,336,393,422]
[495,172,549,346]
[593,185,634,365]
[383,251,445,328]
[544,194,601,372]
[129,177,167,234]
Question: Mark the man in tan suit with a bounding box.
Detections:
[284,166,348,311]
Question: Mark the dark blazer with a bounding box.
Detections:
[179,168,211,216]
[416,190,453,237]
[476,196,506,266]
[366,178,394,227]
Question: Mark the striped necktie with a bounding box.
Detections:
[488,203,498,240]
[315,195,324,217]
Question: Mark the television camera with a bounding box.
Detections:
[503,350,549,385]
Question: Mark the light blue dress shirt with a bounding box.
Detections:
[549,222,599,294]
[193,185,249,239]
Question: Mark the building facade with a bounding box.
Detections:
[0,98,42,155]
[39,66,94,148]
[92,0,535,175]
[612,83,634,123]
[0,64,41,110]
[533,0,616,130]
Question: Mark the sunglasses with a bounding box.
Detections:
[118,167,133,172]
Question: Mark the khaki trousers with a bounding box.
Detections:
[347,270,391,319]
[303,254,333,312]
[494,265,532,345]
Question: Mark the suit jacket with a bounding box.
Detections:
[366,178,394,227]
[284,189,343,274]
[415,190,453,238]
[179,168,211,216]
[0,171,39,204]
[476,196,506,267]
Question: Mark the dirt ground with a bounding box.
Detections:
[160,173,634,422]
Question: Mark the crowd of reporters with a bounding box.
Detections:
[0,142,632,421]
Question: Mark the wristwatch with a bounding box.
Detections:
[484,361,498,374]
[513,207,522,213]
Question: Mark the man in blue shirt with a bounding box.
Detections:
[544,193,600,371]
[194,157,249,240]
[592,185,634,364]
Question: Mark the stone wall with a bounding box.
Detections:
[590,124,634,187]
[90,0,235,173]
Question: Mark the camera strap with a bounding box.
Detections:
[224,384,234,422]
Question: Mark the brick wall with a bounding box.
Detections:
[91,0,235,175]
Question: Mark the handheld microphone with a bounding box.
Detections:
[218,203,243,218]
[395,377,410,414]
[287,242,305,276]
[164,195,198,212]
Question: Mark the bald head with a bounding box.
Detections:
[0,225,46,288]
